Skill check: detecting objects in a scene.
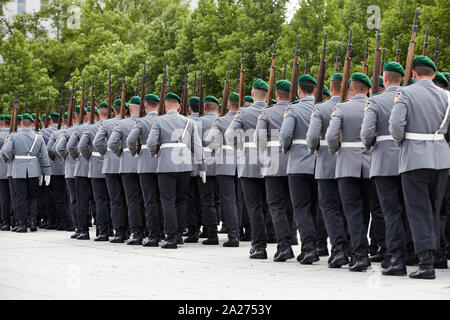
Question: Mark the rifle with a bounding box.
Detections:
[107,70,112,119]
[180,67,189,116]
[404,9,419,86]
[199,66,204,116]
[381,48,386,76]
[339,29,353,102]
[434,37,439,71]
[44,90,50,128]
[193,72,198,96]
[335,43,341,73]
[289,35,300,103]
[139,64,146,118]
[236,67,240,92]
[221,60,231,116]
[78,79,86,125]
[363,38,369,76]
[158,64,167,115]
[146,72,150,94]
[315,33,327,104]
[371,26,382,95]
[304,49,310,75]
[120,69,126,119]
[266,40,277,106]
[89,78,95,124]
[395,34,402,63]
[34,95,40,132]
[67,80,75,127]
[422,27,429,56]
[283,64,287,80]
[10,92,19,133]
[57,91,63,130]
[238,46,245,107]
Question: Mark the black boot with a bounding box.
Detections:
[317,243,329,256]
[249,248,267,259]
[110,230,126,243]
[409,250,435,279]
[161,238,177,249]
[349,254,371,272]
[218,226,228,234]
[298,248,320,265]
[16,221,28,233]
[370,247,386,263]
[76,229,90,240]
[328,245,349,268]
[223,231,239,247]
[29,218,38,232]
[184,232,199,243]
[39,218,48,229]
[382,252,407,276]
[142,237,159,247]
[127,230,143,245]
[56,217,68,231]
[177,235,184,245]
[273,243,294,262]
[94,225,109,242]
[70,229,81,239]
[433,250,448,269]
[199,226,208,238]
[45,218,58,230]
[0,222,10,231]
[202,226,219,245]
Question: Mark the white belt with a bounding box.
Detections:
[222,145,234,150]
[267,141,281,147]
[244,142,257,148]
[341,142,364,148]
[203,147,212,153]
[15,155,36,160]
[91,152,102,157]
[140,145,148,150]
[122,148,130,152]
[292,139,307,145]
[320,140,328,146]
[405,132,445,141]
[160,143,188,149]
[376,135,394,142]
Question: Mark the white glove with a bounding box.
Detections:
[39,176,43,186]
[44,175,51,186]
[199,171,207,184]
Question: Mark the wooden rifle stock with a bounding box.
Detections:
[57,91,63,130]
[107,70,112,119]
[10,92,19,133]
[158,64,167,115]
[423,27,429,56]
[67,81,75,127]
[120,69,126,119]
[289,36,300,103]
[34,95,40,132]
[339,29,353,102]
[363,38,369,76]
[315,34,327,104]
[198,66,204,116]
[89,78,95,124]
[372,26,382,95]
[79,79,86,125]
[44,90,50,128]
[404,9,419,86]
[266,40,277,106]
[434,37,439,71]
[238,46,245,107]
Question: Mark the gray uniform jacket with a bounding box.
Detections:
[196,112,218,176]
[361,86,401,178]
[67,123,89,178]
[47,128,65,176]
[108,115,140,174]
[41,125,57,144]
[55,125,78,179]
[79,121,105,179]
[148,110,206,173]
[255,101,290,177]
[225,101,266,179]
[93,115,121,174]
[3,128,51,179]
[205,110,237,176]
[326,94,372,179]
[127,111,159,174]
[389,79,450,173]
[188,113,201,177]
[0,129,10,179]
[306,96,339,179]
[279,96,316,175]
[0,133,13,178]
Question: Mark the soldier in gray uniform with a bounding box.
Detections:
[389,56,450,279]
[148,92,206,249]
[127,94,162,247]
[326,72,372,272]
[0,115,11,231]
[361,62,408,276]
[255,80,294,262]
[93,99,128,243]
[4,113,51,232]
[306,73,349,268]
[108,96,145,245]
[79,103,111,241]
[280,75,318,264]
[225,79,269,259]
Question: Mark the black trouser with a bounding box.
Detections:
[374,176,406,255]
[338,177,371,256]
[186,176,202,233]
[91,178,110,228]
[105,173,127,232]
[197,176,218,231]
[75,176,90,230]
[216,175,239,238]
[238,178,250,233]
[8,177,16,223]
[139,173,163,239]
[50,175,67,220]
[288,174,317,250]
[240,177,267,249]
[158,172,190,240]
[401,169,447,254]
[265,176,292,246]
[121,173,144,233]
[311,180,328,247]
[369,180,386,251]
[13,177,39,224]
[66,178,77,229]
[317,179,347,250]
[38,184,48,221]
[0,179,11,224]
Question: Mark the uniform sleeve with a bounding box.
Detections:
[93,124,108,155]
[360,100,378,150]
[191,120,206,172]
[126,121,142,157]
[38,138,52,175]
[47,134,57,160]
[255,112,268,152]
[78,131,91,159]
[279,108,295,153]
[67,130,80,160]
[107,125,122,157]
[389,90,408,147]
[306,106,323,154]
[147,118,161,157]
[55,132,69,160]
[224,113,244,150]
[205,122,222,153]
[325,105,343,155]
[3,136,14,162]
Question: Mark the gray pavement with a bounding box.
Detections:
[1,229,450,300]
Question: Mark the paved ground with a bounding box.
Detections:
[1,229,450,300]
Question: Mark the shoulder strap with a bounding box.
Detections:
[434,91,450,137]
[178,118,191,143]
[28,133,39,155]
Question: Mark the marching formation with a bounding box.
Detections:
[1,10,450,281]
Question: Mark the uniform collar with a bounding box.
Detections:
[148,111,158,116]
[417,79,434,87]
[227,110,237,115]
[352,94,368,100]
[205,112,217,116]
[300,96,315,102]
[276,101,290,106]
[385,86,400,92]
[253,101,266,108]
[130,114,139,119]
[330,96,340,102]
[167,110,178,115]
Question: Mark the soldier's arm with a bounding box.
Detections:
[360,100,378,150]
[205,121,222,152]
[55,132,69,160]
[224,113,244,150]
[255,112,268,152]
[192,121,206,172]
[126,121,142,157]
[78,130,91,159]
[93,124,108,155]
[147,119,161,157]
[3,136,14,162]
[38,138,52,176]
[47,134,57,160]
[67,130,80,160]
[389,91,408,147]
[306,107,323,154]
[107,125,122,157]
[279,109,295,153]
[325,106,343,155]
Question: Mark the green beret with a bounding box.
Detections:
[275,80,291,92]
[125,103,130,110]
[350,72,371,88]
[114,99,121,107]
[323,85,330,97]
[244,96,254,103]
[75,105,82,113]
[63,112,68,119]
[433,72,449,87]
[129,96,141,105]
[443,72,450,81]
[98,102,108,109]
[384,62,405,76]
[0,115,4,120]
[252,78,269,91]
[331,73,343,81]
[22,113,34,121]
[298,74,317,85]
[413,55,437,72]
[204,95,219,105]
[4,115,11,120]
[17,114,23,121]
[87,106,99,115]
[31,113,36,118]
[145,94,160,103]
[50,112,60,117]
[229,92,239,102]
[188,96,199,107]
[371,76,384,87]
[165,93,181,103]
[40,115,45,122]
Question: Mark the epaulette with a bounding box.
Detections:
[370,92,382,97]
[290,99,299,105]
